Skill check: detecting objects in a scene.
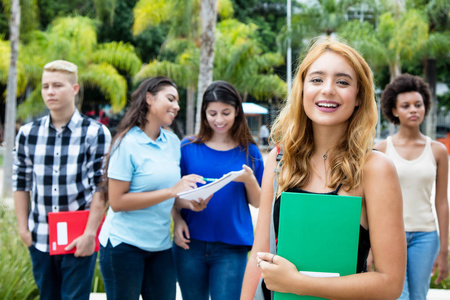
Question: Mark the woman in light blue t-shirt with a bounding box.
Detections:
[98,76,207,300]
[172,81,264,300]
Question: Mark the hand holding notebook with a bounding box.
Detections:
[48,210,103,256]
[177,169,245,202]
[274,192,362,300]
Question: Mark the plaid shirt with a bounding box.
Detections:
[13,110,111,252]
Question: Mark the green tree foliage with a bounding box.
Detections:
[0,208,39,299]
[229,0,286,53]
[0,38,27,95]
[97,0,169,64]
[37,0,96,28]
[215,19,286,100]
[0,1,8,36]
[2,0,39,40]
[338,9,429,82]
[16,16,142,119]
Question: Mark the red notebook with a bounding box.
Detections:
[48,210,103,255]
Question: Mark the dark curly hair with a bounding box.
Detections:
[381,73,431,125]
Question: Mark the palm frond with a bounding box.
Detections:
[133,60,195,88]
[242,75,287,100]
[81,63,127,112]
[93,0,116,23]
[17,88,46,120]
[48,16,98,58]
[169,0,199,39]
[217,0,234,19]
[163,38,197,56]
[0,38,28,96]
[424,31,450,57]
[0,39,10,85]
[133,0,172,36]
[390,9,428,60]
[254,52,284,73]
[92,41,142,75]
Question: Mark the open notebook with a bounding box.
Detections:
[177,169,245,202]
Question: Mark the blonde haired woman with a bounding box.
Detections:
[240,38,406,300]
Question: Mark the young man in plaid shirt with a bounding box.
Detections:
[13,60,111,300]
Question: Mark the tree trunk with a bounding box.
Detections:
[388,60,401,136]
[389,58,401,83]
[195,0,217,133]
[3,0,21,198]
[424,58,437,139]
[185,86,195,136]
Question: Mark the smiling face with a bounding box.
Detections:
[303,51,359,129]
[41,71,79,114]
[147,85,180,127]
[393,91,425,127]
[205,101,237,137]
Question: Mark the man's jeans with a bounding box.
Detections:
[28,245,97,300]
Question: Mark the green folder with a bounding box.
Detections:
[274,192,362,300]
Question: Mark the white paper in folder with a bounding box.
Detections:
[177,169,245,202]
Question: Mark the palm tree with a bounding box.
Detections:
[133,18,287,134]
[338,9,429,136]
[133,39,199,135]
[214,19,286,101]
[195,0,218,133]
[133,0,233,133]
[16,16,142,120]
[414,0,450,138]
[133,0,286,133]
[340,9,428,81]
[0,38,27,96]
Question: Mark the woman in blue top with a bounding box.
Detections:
[172,81,264,300]
[98,76,207,300]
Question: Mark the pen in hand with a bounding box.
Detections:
[202,178,217,182]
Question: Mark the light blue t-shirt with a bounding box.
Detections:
[99,126,181,251]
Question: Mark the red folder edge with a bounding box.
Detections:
[48,210,104,255]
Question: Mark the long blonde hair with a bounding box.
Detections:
[271,38,377,194]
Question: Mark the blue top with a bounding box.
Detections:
[180,138,264,246]
[99,126,181,251]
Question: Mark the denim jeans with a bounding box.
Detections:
[99,241,176,300]
[28,245,97,300]
[398,231,439,300]
[173,238,249,300]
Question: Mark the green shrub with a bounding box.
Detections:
[0,207,39,299]
[0,204,107,297]
[92,259,105,293]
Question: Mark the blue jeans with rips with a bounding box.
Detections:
[99,240,176,300]
[28,245,97,300]
[173,238,249,300]
[398,231,440,300]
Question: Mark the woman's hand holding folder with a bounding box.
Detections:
[256,252,302,294]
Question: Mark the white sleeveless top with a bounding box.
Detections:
[386,136,437,232]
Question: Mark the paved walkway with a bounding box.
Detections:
[1,150,450,299]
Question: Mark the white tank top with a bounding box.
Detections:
[386,136,437,232]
